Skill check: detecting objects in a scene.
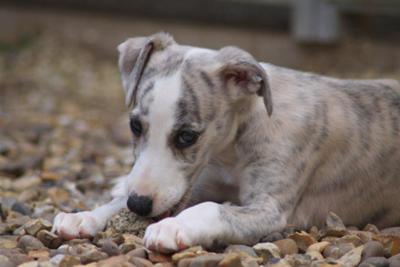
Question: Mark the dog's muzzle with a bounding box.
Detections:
[127,193,153,216]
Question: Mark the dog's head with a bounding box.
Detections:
[115,32,272,217]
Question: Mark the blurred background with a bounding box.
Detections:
[0,0,399,213]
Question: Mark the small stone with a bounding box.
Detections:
[284,254,312,266]
[218,253,243,267]
[47,188,70,205]
[359,256,389,267]
[389,254,400,267]
[0,248,32,266]
[323,243,355,259]
[18,235,45,252]
[17,261,39,267]
[12,176,41,191]
[261,232,284,243]
[0,235,18,249]
[40,171,62,181]
[362,241,385,261]
[177,254,224,267]
[307,241,331,253]
[363,224,380,235]
[375,235,400,256]
[337,245,364,267]
[50,254,80,267]
[37,230,62,249]
[148,251,171,263]
[349,230,375,243]
[381,227,400,237]
[273,239,298,256]
[96,255,133,267]
[172,246,205,262]
[28,249,50,261]
[306,250,324,261]
[253,242,281,263]
[288,231,317,252]
[125,247,148,259]
[119,243,136,254]
[225,245,257,258]
[154,263,174,267]
[100,239,120,256]
[336,234,363,247]
[23,219,52,236]
[80,248,108,264]
[129,256,153,267]
[324,212,348,237]
[267,258,292,267]
[107,210,151,238]
[11,202,32,216]
[0,255,14,267]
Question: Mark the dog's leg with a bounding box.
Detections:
[52,196,127,240]
[143,199,286,252]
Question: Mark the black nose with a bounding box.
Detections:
[127,194,153,216]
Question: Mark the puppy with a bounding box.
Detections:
[53,32,400,252]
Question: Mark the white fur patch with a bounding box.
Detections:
[125,72,188,216]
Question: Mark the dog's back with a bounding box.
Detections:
[261,63,400,228]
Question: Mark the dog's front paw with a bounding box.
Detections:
[144,217,192,253]
[52,211,105,240]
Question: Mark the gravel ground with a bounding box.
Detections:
[1,34,400,267]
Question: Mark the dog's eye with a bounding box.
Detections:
[130,119,142,137]
[175,130,199,149]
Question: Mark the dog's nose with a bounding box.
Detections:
[127,193,153,216]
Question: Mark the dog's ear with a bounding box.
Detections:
[217,46,273,116]
[117,32,176,107]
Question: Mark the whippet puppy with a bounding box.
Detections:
[53,32,400,253]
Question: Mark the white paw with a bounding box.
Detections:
[144,217,192,253]
[52,211,105,240]
[143,202,224,252]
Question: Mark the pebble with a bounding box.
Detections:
[0,248,32,266]
[129,256,153,267]
[362,241,385,261]
[323,243,355,259]
[324,212,349,237]
[382,227,400,237]
[172,246,205,262]
[12,176,41,192]
[252,242,281,263]
[23,219,52,236]
[96,255,134,267]
[0,255,14,267]
[307,241,331,253]
[50,254,80,267]
[288,231,317,252]
[286,254,313,266]
[337,245,364,267]
[148,251,171,263]
[0,235,18,249]
[125,247,148,259]
[218,253,243,267]
[11,202,32,216]
[36,230,62,249]
[100,239,120,256]
[224,245,257,258]
[18,235,45,252]
[273,238,299,256]
[28,249,50,261]
[177,254,224,267]
[389,254,400,267]
[359,256,389,267]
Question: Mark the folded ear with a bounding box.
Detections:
[117,32,176,107]
[217,46,273,116]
